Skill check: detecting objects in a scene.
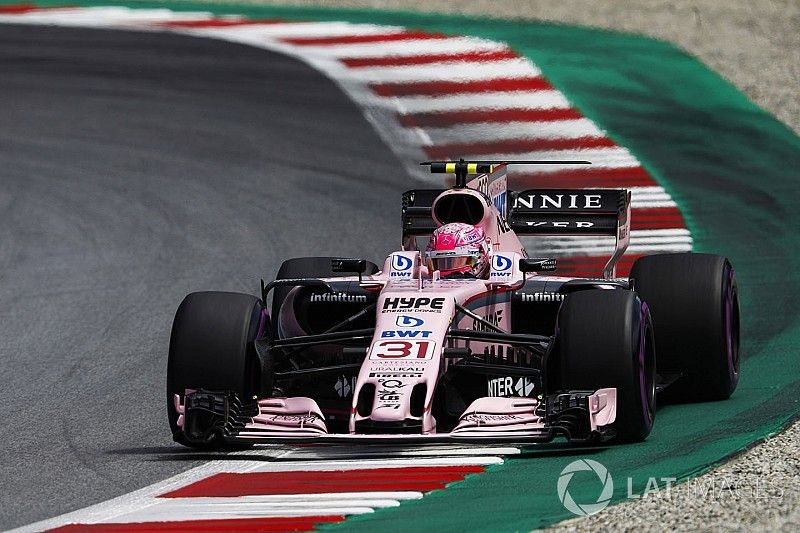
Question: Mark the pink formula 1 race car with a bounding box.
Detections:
[167,161,740,446]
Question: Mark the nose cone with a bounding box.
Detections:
[350,293,456,434]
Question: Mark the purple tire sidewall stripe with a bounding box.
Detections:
[639,301,654,425]
[256,306,269,340]
[725,267,738,381]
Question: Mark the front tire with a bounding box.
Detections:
[167,291,265,447]
[554,289,656,442]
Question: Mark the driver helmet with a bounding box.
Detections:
[426,222,491,278]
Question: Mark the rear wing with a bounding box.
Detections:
[402,187,631,279]
[512,189,631,278]
[510,189,628,235]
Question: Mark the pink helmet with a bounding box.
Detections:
[426,222,491,278]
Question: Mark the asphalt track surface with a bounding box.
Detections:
[0,23,416,529]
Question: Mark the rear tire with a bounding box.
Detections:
[554,289,656,442]
[167,291,265,448]
[630,253,740,401]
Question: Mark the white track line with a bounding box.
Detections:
[193,21,406,39]
[118,504,376,522]
[0,7,215,26]
[626,187,680,207]
[332,58,541,83]
[305,37,511,59]
[453,147,641,167]
[391,91,572,113]
[421,119,606,144]
[163,492,425,502]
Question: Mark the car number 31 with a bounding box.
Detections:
[369,340,437,360]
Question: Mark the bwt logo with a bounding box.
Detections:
[493,255,512,271]
[491,254,513,277]
[396,315,424,327]
[381,330,433,338]
[391,255,413,275]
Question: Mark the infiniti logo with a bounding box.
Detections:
[311,292,366,303]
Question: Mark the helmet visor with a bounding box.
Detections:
[427,254,480,274]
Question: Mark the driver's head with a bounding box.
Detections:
[426,222,490,278]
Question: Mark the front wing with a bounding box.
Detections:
[175,388,617,444]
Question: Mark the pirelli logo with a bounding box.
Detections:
[368,372,423,378]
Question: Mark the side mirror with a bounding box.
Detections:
[331,258,368,280]
[519,257,557,273]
